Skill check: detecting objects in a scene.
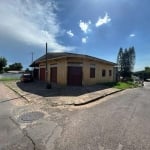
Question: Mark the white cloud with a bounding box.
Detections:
[67,30,74,37]
[82,37,88,44]
[129,34,136,37]
[0,0,74,52]
[95,13,111,27]
[79,20,91,33]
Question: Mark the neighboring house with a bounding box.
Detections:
[30,52,117,86]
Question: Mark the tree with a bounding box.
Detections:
[144,67,150,79]
[145,67,150,72]
[117,47,136,79]
[129,46,135,72]
[9,62,23,71]
[25,68,30,73]
[0,57,7,73]
[134,66,150,80]
[117,47,123,72]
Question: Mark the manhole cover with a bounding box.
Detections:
[19,111,44,122]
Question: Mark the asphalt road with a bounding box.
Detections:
[0,83,34,150]
[0,82,150,150]
[54,82,150,150]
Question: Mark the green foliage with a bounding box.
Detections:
[114,81,137,89]
[4,67,9,72]
[0,77,19,81]
[117,48,123,72]
[9,62,23,71]
[134,66,150,80]
[117,47,136,79]
[25,68,31,73]
[145,67,150,72]
[0,57,7,73]
[99,81,139,89]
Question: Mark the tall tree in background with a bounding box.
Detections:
[9,62,23,71]
[0,57,7,73]
[117,47,123,72]
[129,46,135,72]
[117,47,136,79]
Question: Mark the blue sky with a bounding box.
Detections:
[0,0,150,71]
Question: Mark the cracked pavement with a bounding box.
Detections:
[1,82,150,150]
[0,83,34,150]
[0,82,65,150]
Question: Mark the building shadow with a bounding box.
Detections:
[16,80,111,97]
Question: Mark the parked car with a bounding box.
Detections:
[145,78,150,82]
[20,73,33,82]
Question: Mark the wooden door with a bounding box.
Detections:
[40,68,45,81]
[50,67,57,83]
[67,66,82,86]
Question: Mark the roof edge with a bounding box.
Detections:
[30,52,116,67]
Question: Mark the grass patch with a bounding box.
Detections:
[114,81,137,89]
[99,81,139,90]
[0,77,20,81]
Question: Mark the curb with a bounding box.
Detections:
[4,83,30,103]
[74,89,124,106]
[4,82,124,107]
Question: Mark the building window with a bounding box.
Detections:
[90,68,95,78]
[102,69,106,77]
[109,70,112,76]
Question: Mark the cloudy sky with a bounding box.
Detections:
[0,0,150,70]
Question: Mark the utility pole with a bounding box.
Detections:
[45,42,51,88]
[32,52,34,64]
[31,52,34,77]
[46,42,48,83]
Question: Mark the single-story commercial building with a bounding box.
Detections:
[31,52,117,86]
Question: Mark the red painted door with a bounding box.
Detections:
[50,67,57,83]
[40,68,45,81]
[67,66,82,86]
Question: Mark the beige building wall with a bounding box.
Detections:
[46,58,67,85]
[39,57,115,86]
[57,58,67,85]
[82,60,114,85]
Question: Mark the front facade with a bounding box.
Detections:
[31,53,116,86]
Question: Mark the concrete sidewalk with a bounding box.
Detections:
[74,88,122,105]
[4,81,122,106]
